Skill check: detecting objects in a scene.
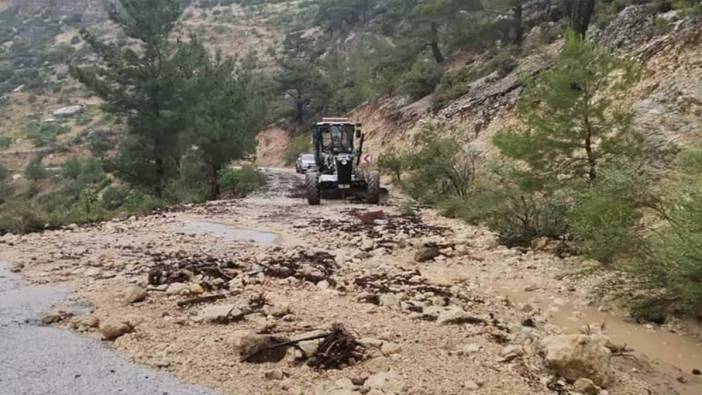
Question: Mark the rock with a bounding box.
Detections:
[99,320,133,340]
[415,245,440,262]
[76,315,100,329]
[124,285,148,304]
[292,330,327,357]
[540,334,614,387]
[166,282,189,295]
[463,379,480,391]
[499,345,522,362]
[229,330,287,362]
[264,369,285,381]
[195,304,241,323]
[379,293,402,307]
[436,307,485,326]
[459,343,482,355]
[380,342,402,356]
[317,280,330,290]
[269,303,290,318]
[83,268,101,277]
[574,378,600,395]
[364,371,406,394]
[42,309,72,325]
[52,105,84,118]
[314,377,360,395]
[358,338,384,348]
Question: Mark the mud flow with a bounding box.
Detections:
[177,221,280,246]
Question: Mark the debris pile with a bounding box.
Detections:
[146,250,241,290]
[259,250,337,284]
[309,209,450,241]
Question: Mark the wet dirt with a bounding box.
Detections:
[176,221,281,246]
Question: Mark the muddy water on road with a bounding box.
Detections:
[177,221,281,246]
[499,283,702,394]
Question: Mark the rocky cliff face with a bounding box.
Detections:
[349,6,702,170]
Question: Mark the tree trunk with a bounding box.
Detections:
[295,96,305,124]
[510,1,524,46]
[561,0,595,37]
[429,22,445,64]
[208,164,220,200]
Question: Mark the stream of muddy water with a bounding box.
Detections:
[499,283,702,394]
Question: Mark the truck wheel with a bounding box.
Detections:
[306,172,321,205]
[366,171,380,204]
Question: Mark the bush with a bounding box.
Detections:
[398,128,478,204]
[0,136,12,149]
[25,158,48,181]
[631,148,702,318]
[377,150,406,184]
[218,166,267,197]
[26,122,68,147]
[0,201,48,235]
[284,135,313,165]
[101,186,130,210]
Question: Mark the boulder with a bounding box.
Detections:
[436,307,485,326]
[229,330,288,363]
[364,371,406,394]
[574,378,600,395]
[415,244,440,262]
[380,342,402,356]
[124,285,148,304]
[52,105,84,118]
[166,282,189,295]
[540,334,614,387]
[99,320,133,340]
[195,304,241,323]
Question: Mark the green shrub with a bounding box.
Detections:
[0,201,48,235]
[399,128,478,203]
[284,135,313,165]
[0,135,12,150]
[377,150,407,184]
[631,148,702,318]
[26,122,68,147]
[101,186,130,210]
[25,158,48,181]
[218,166,267,197]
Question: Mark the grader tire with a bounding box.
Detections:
[366,171,381,204]
[306,172,321,206]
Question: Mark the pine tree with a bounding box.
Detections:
[410,0,484,64]
[71,0,184,197]
[494,32,642,189]
[180,39,266,199]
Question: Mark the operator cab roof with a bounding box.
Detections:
[316,117,361,127]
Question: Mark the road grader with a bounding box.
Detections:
[305,118,380,205]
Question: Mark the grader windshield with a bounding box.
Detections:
[319,123,355,154]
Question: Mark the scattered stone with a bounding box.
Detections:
[195,304,242,324]
[436,307,486,326]
[364,371,406,394]
[42,309,73,325]
[380,342,402,356]
[499,345,522,362]
[124,285,148,304]
[459,343,482,355]
[541,334,614,387]
[415,244,440,262]
[264,369,285,381]
[100,320,134,341]
[166,282,189,295]
[229,330,288,363]
[317,280,330,290]
[269,303,291,318]
[379,293,402,307]
[463,379,480,391]
[574,378,600,395]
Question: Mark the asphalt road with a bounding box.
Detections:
[0,262,217,395]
